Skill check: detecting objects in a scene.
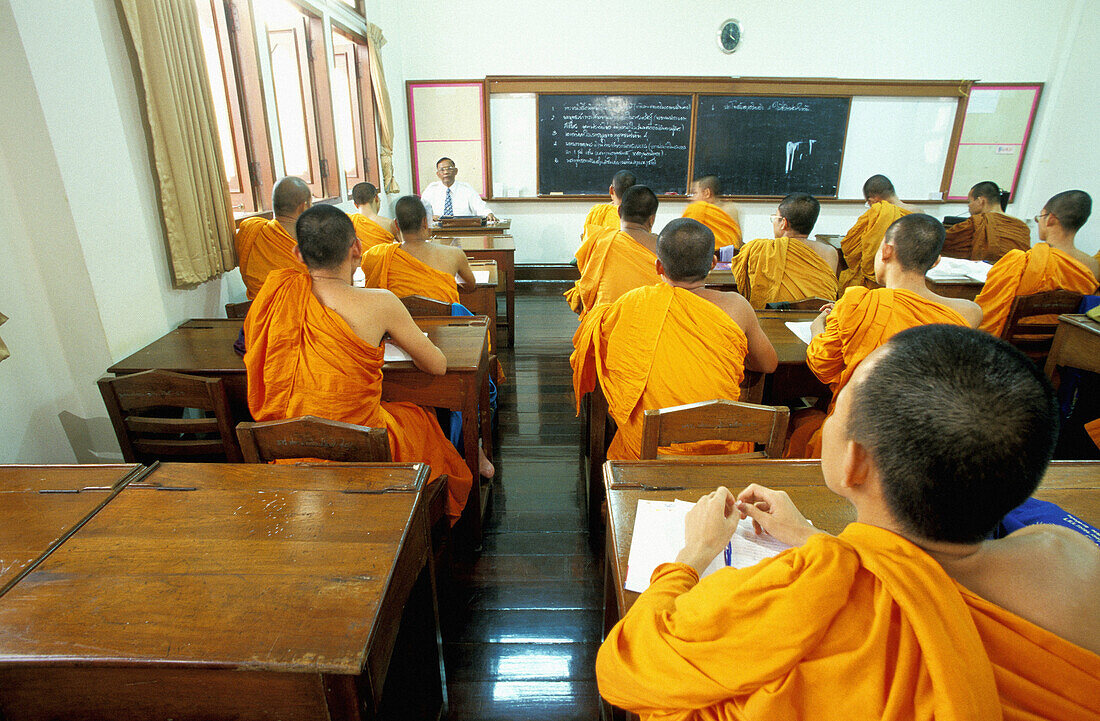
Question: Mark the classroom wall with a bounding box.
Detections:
[374,0,1099,260]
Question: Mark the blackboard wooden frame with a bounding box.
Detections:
[479,76,975,203]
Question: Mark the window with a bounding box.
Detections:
[331,27,380,192]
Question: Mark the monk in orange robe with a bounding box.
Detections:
[565,186,662,317]
[976,190,1099,336]
[597,325,1100,720]
[839,174,914,290]
[348,181,397,250]
[235,176,311,299]
[787,214,981,458]
[571,218,777,460]
[732,192,839,309]
[582,170,635,232]
[942,181,1031,262]
[243,205,473,524]
[682,175,742,249]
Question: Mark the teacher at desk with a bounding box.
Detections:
[422,156,498,222]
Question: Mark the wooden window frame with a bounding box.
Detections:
[331,23,381,195]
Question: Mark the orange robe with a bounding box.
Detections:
[583,202,620,230]
[350,213,397,249]
[235,217,305,300]
[731,237,839,309]
[361,243,460,304]
[564,225,659,317]
[786,287,968,458]
[683,201,742,249]
[839,201,912,290]
[243,268,472,524]
[1087,418,1100,452]
[942,213,1031,263]
[571,283,751,460]
[976,244,1099,337]
[596,523,1100,721]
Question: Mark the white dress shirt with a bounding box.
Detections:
[421,181,492,217]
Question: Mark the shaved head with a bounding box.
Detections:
[693,176,721,195]
[272,176,311,216]
[658,218,715,282]
[351,182,379,206]
[619,185,658,224]
[778,192,820,235]
[862,174,895,201]
[883,214,944,273]
[611,170,637,198]
[295,205,355,271]
[394,195,428,233]
[1045,190,1092,232]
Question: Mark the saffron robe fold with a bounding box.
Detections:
[596,522,1100,721]
[942,213,1031,263]
[787,287,968,458]
[583,202,620,230]
[350,213,397,249]
[361,243,460,304]
[975,243,1099,337]
[564,225,660,317]
[570,284,751,460]
[243,268,472,524]
[731,237,839,309]
[235,217,305,300]
[839,201,912,290]
[683,201,742,249]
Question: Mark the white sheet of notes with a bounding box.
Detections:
[785,321,815,345]
[624,499,791,593]
[456,270,492,284]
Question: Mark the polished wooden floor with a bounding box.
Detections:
[443,287,602,720]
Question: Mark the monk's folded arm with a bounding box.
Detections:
[805,312,847,385]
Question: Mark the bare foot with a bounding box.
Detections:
[478,447,495,478]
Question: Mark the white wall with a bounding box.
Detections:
[371,0,1098,261]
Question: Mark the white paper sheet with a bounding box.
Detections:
[455,270,492,285]
[926,256,991,283]
[784,321,814,345]
[624,499,791,593]
[383,332,428,362]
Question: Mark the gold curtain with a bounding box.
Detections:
[117,0,235,286]
[365,22,400,195]
[0,313,9,363]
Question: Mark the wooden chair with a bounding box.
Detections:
[640,399,791,460]
[399,294,452,316]
[1001,290,1084,364]
[234,415,391,463]
[225,300,252,318]
[98,370,243,463]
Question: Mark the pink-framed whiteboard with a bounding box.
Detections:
[406,81,488,195]
[945,83,1042,202]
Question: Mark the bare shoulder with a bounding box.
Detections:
[938,295,983,328]
[803,238,839,269]
[694,288,755,326]
[1068,247,1100,280]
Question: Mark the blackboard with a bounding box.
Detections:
[693,95,851,196]
[537,94,691,195]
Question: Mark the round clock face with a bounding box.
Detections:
[718,19,741,53]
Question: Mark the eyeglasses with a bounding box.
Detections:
[438,166,457,172]
[1034,211,1049,223]
[770,213,783,223]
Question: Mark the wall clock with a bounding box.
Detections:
[718,18,742,54]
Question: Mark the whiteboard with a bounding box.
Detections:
[488,93,962,201]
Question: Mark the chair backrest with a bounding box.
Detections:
[739,371,765,405]
[400,294,452,317]
[98,369,243,463]
[640,399,790,460]
[235,415,391,463]
[225,300,252,319]
[1001,290,1084,362]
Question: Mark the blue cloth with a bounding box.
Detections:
[446,303,497,449]
[991,497,1100,547]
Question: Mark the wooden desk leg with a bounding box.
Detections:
[1044,324,1068,391]
[480,362,493,461]
[587,384,609,537]
[502,254,515,348]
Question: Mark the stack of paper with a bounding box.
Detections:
[784,321,814,345]
[624,499,791,593]
[455,270,493,284]
[926,257,992,283]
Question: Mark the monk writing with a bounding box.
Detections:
[565,186,663,318]
[942,181,1031,263]
[243,204,473,524]
[839,174,915,290]
[597,324,1100,720]
[682,175,742,251]
[571,218,777,460]
[976,190,1100,336]
[582,170,636,232]
[235,176,311,299]
[787,214,981,458]
[731,192,839,309]
[348,181,397,250]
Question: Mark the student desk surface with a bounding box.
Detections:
[437,234,516,347]
[430,218,510,236]
[602,459,1100,619]
[925,275,985,301]
[0,462,444,721]
[459,259,500,350]
[107,316,493,542]
[0,464,142,594]
[1045,313,1100,382]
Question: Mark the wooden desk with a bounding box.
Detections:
[926,275,984,300]
[438,234,516,347]
[430,218,510,236]
[0,462,445,721]
[107,316,493,543]
[603,458,1100,619]
[704,266,737,291]
[0,464,143,594]
[459,259,499,350]
[1045,314,1100,386]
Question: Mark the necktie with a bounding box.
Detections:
[443,188,453,216]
